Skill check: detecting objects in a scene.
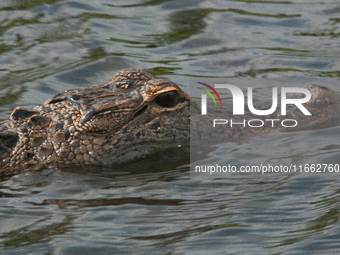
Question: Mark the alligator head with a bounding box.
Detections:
[0,69,190,174]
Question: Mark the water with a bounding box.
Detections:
[1,0,340,254]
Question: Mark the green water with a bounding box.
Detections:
[1,0,340,254]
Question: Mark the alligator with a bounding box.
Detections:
[1,69,340,175]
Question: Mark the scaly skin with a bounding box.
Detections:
[1,69,340,175]
[0,69,190,174]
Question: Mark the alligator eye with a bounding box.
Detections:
[155,91,179,108]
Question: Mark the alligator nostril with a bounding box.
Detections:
[319,86,329,90]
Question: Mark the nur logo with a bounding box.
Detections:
[198,83,312,117]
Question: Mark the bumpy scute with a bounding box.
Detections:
[10,107,38,121]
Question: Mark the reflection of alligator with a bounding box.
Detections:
[1,69,340,174]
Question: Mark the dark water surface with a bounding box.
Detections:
[1,0,340,254]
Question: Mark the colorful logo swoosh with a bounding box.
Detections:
[197,82,223,106]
